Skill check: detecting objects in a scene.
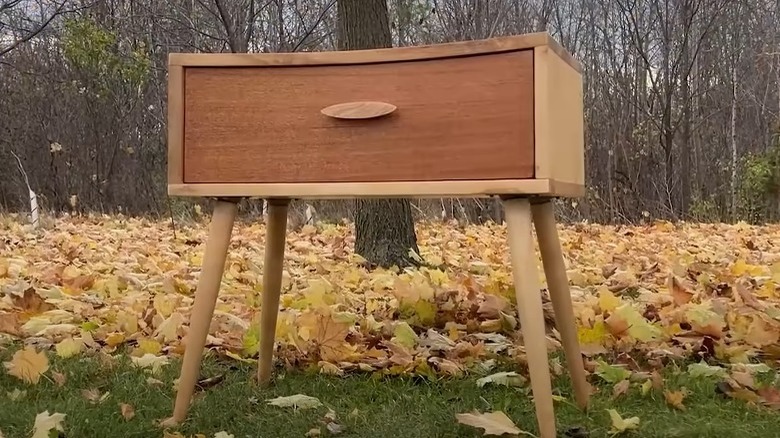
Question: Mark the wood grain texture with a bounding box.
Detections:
[171,199,236,423]
[320,101,397,119]
[504,197,556,438]
[182,49,535,184]
[533,45,585,192]
[531,200,591,411]
[167,179,585,199]
[167,65,184,184]
[257,198,288,385]
[169,32,581,72]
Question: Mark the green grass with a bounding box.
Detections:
[0,344,777,437]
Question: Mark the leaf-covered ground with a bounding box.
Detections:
[0,346,778,438]
[1,213,780,436]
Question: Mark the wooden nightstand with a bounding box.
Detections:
[165,32,589,438]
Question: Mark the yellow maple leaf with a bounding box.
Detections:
[731,259,765,277]
[295,278,338,309]
[757,280,776,299]
[55,337,84,358]
[153,294,177,317]
[577,319,609,355]
[598,287,622,312]
[685,302,725,338]
[155,312,184,342]
[297,308,356,363]
[0,257,9,278]
[3,345,50,384]
[116,310,138,335]
[664,389,687,410]
[392,321,419,349]
[423,267,449,286]
[105,332,126,347]
[750,317,780,347]
[605,304,662,341]
[607,409,640,433]
[135,338,162,356]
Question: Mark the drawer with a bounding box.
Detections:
[181,50,534,184]
[167,32,585,198]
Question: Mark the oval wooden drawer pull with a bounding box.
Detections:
[321,101,397,120]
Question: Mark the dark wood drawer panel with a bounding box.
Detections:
[181,50,535,184]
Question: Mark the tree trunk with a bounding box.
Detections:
[730,59,738,220]
[337,0,421,269]
[680,19,692,217]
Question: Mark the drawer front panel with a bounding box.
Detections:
[182,50,535,184]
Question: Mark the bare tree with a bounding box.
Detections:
[2,0,780,224]
[0,0,73,57]
[337,0,421,269]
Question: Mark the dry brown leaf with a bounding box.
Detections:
[651,370,664,391]
[730,371,755,389]
[11,287,54,314]
[757,386,780,410]
[668,274,694,306]
[81,388,109,404]
[736,282,765,311]
[0,312,20,336]
[612,379,630,399]
[51,370,67,387]
[478,294,510,319]
[120,403,135,420]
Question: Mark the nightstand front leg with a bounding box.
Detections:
[503,197,556,438]
[257,198,290,385]
[172,198,238,423]
[531,199,590,410]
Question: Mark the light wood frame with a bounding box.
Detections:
[164,32,590,438]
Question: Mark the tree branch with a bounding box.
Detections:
[291,0,336,52]
[0,0,86,57]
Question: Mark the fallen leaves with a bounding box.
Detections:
[756,386,780,410]
[2,217,780,382]
[55,337,84,358]
[476,371,527,388]
[455,410,531,436]
[131,353,169,374]
[606,409,640,434]
[664,389,688,411]
[31,411,66,438]
[81,388,110,404]
[716,368,780,410]
[266,394,323,410]
[3,345,49,384]
[162,432,234,438]
[612,379,630,399]
[2,215,780,434]
[120,403,135,420]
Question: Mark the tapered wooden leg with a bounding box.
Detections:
[171,199,238,424]
[257,198,289,385]
[503,197,556,438]
[531,199,590,411]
